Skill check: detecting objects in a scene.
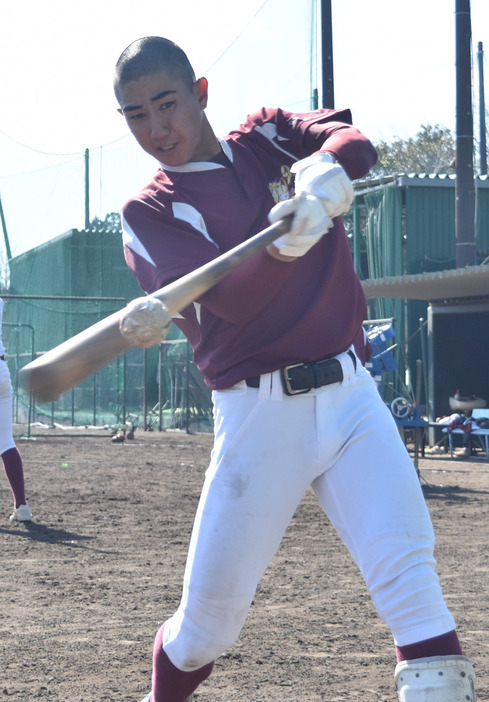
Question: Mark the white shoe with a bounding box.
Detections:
[10,504,32,522]
[395,655,476,701]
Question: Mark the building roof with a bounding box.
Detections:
[361,264,489,301]
[397,173,489,188]
[355,172,489,192]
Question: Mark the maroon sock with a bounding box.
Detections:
[396,629,463,662]
[2,447,26,508]
[151,623,214,702]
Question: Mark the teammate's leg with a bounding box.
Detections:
[0,362,31,521]
[3,447,31,518]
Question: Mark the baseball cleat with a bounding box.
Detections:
[395,654,476,701]
[9,504,32,522]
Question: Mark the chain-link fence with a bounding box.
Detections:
[3,295,213,438]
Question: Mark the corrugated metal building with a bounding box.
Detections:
[7,229,143,352]
[355,174,489,419]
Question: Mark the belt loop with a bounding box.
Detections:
[348,349,357,371]
[343,348,357,381]
[258,372,273,399]
[270,370,283,400]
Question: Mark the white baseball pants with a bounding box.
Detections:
[163,351,455,671]
[0,359,16,455]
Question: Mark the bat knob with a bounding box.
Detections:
[119,297,171,348]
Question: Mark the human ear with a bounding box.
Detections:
[194,77,209,108]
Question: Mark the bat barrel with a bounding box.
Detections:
[19,313,131,403]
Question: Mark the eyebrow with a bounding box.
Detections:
[121,89,177,113]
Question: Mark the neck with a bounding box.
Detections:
[199,114,221,161]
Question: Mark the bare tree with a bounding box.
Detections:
[369,124,456,178]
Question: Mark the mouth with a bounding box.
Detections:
[157,143,178,155]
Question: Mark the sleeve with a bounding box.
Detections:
[121,198,220,294]
[241,107,378,180]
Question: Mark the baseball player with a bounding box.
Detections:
[0,298,32,523]
[114,37,476,702]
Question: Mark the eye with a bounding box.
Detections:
[160,99,175,111]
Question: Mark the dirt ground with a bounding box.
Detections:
[1,428,488,702]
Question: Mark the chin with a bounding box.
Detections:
[156,150,186,167]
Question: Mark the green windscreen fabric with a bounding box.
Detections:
[363,186,406,398]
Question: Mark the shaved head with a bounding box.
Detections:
[114,36,196,103]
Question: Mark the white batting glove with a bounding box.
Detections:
[291,152,354,219]
[268,193,333,257]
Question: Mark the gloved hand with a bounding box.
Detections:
[268,193,333,257]
[291,152,354,219]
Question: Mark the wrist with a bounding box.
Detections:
[318,151,337,164]
[266,242,298,261]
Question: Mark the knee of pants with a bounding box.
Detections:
[164,594,251,671]
[360,535,453,640]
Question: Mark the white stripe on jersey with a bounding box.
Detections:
[121,215,156,266]
[172,202,218,247]
[122,214,201,323]
[253,123,300,160]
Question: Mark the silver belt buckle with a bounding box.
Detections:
[282,362,311,395]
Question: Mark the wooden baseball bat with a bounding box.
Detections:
[19,217,291,403]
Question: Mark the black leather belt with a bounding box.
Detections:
[245,350,356,396]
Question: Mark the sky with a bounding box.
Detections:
[0,0,489,255]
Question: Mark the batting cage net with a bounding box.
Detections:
[3,294,213,439]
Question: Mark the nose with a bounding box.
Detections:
[150,113,171,140]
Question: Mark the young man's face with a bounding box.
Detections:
[117,69,216,166]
